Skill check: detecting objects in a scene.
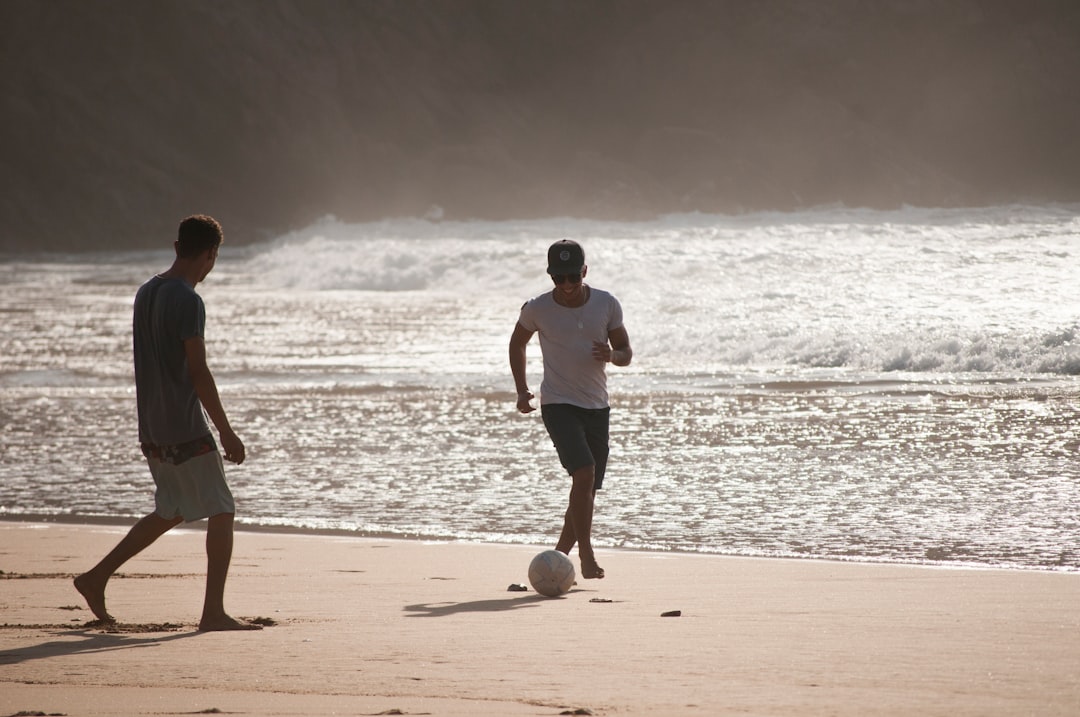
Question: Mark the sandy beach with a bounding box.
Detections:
[1,520,1077,716]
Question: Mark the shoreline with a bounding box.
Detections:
[2,520,1079,716]
[3,513,1076,576]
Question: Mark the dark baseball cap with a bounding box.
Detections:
[547,239,585,274]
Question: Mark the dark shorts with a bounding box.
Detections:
[540,403,611,490]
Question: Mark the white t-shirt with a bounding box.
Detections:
[517,286,624,409]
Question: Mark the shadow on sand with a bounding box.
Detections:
[0,623,200,666]
[403,591,575,617]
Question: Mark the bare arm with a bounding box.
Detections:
[185,336,245,464]
[592,325,633,366]
[509,322,536,413]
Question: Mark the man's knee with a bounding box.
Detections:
[207,512,235,527]
[570,465,595,489]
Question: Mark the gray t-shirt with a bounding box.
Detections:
[517,286,624,409]
[133,275,210,446]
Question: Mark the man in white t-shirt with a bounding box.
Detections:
[509,239,633,579]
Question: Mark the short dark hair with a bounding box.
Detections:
[176,215,223,258]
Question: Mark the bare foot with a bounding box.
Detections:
[74,573,115,622]
[581,557,605,580]
[198,614,263,632]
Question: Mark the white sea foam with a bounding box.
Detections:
[236,204,1080,378]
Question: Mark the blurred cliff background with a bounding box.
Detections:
[2,0,1079,251]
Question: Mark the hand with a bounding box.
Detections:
[516,390,536,414]
[592,340,612,363]
[220,429,246,464]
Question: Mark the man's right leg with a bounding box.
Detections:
[555,505,577,554]
[74,512,181,621]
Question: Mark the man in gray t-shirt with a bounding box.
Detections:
[75,215,257,632]
[134,274,211,446]
[510,239,633,580]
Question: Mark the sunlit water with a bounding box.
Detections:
[3,205,1079,570]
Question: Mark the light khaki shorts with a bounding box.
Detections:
[146,437,235,522]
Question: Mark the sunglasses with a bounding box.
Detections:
[551,273,582,285]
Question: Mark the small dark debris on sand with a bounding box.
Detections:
[94,621,186,633]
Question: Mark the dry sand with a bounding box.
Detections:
[1,520,1077,716]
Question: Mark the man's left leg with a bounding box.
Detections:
[198,512,260,631]
[565,465,604,578]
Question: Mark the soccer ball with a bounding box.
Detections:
[528,550,576,597]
